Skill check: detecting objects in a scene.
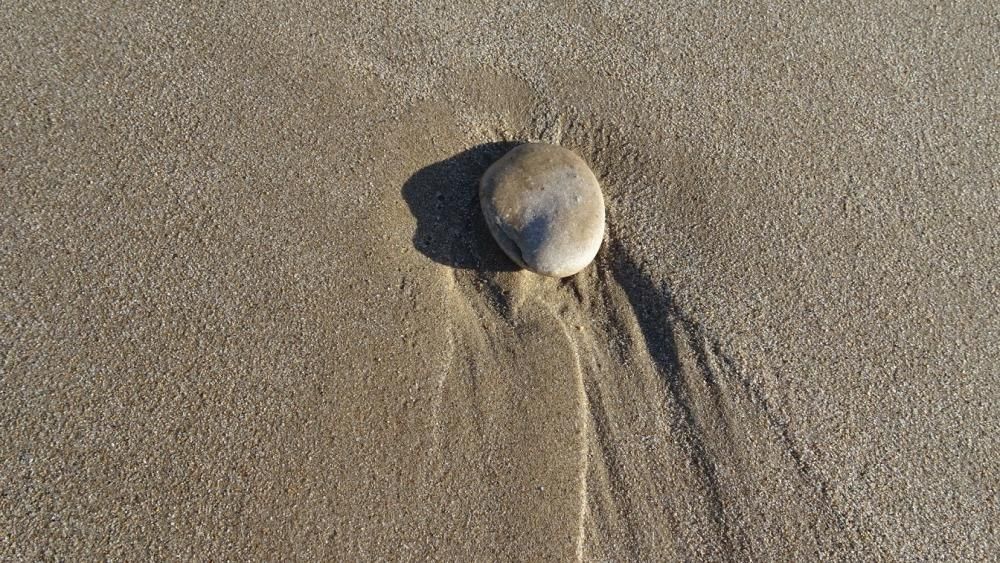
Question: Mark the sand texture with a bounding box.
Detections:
[2,1,998,560]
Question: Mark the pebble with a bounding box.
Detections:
[479,143,605,278]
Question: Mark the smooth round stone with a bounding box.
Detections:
[480,143,605,278]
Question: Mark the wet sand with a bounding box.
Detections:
[2,2,997,559]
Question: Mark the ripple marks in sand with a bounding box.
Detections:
[426,268,590,560]
[573,240,863,559]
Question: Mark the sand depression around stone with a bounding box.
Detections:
[479,143,605,278]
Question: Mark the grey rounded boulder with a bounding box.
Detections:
[480,143,605,278]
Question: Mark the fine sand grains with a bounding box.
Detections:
[2,1,997,560]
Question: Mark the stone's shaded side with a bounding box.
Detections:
[480,143,606,278]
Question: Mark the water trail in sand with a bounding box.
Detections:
[542,296,591,562]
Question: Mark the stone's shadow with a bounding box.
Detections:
[402,142,522,272]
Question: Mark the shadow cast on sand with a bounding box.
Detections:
[402,142,521,272]
[399,138,854,556]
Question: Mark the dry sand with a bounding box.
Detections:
[2,1,998,560]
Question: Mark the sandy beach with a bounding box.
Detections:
[2,1,997,559]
